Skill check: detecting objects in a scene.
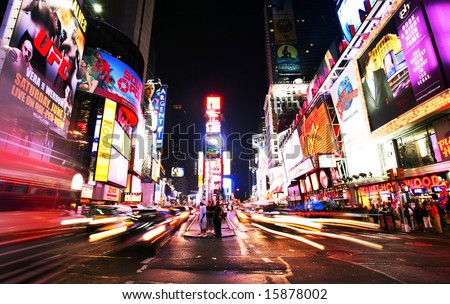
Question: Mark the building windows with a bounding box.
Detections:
[396,125,438,169]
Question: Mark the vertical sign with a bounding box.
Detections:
[394,0,445,103]
[155,85,167,148]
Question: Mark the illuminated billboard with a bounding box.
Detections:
[94,99,130,187]
[423,0,450,83]
[171,167,185,177]
[80,48,142,126]
[0,0,87,137]
[155,85,167,148]
[329,62,380,176]
[337,0,378,42]
[298,102,335,157]
[281,129,303,180]
[95,99,116,182]
[394,0,446,104]
[357,17,416,132]
[206,96,221,110]
[276,44,301,75]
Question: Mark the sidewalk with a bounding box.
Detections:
[184,213,235,238]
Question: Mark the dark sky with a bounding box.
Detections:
[151,0,268,197]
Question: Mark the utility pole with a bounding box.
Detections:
[387,167,408,232]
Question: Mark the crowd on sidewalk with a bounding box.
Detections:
[369,198,448,234]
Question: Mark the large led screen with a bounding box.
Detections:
[357,17,416,132]
[79,48,142,125]
[0,0,86,137]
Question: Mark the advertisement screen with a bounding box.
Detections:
[423,0,450,84]
[171,167,185,177]
[95,99,116,182]
[206,96,221,110]
[276,44,301,75]
[337,0,378,42]
[107,153,128,188]
[80,48,142,126]
[329,62,380,176]
[288,184,300,200]
[0,0,86,137]
[298,102,335,157]
[357,17,416,131]
[394,0,445,104]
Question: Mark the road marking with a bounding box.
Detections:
[262,257,272,263]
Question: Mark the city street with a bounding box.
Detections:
[1,211,449,284]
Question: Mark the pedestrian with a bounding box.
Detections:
[206,201,215,233]
[198,202,207,237]
[413,203,424,232]
[422,202,432,232]
[430,201,443,234]
[213,201,223,238]
[403,203,414,232]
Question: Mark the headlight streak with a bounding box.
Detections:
[60,218,92,225]
[250,214,323,231]
[251,223,325,250]
[306,218,380,230]
[88,225,127,242]
[142,225,167,242]
[249,213,383,250]
[275,224,384,250]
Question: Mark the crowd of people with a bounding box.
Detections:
[369,199,447,234]
[198,200,228,237]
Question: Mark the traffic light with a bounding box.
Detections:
[397,168,405,180]
[387,168,395,181]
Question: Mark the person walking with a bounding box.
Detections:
[213,201,223,238]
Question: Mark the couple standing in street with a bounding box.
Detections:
[198,201,222,237]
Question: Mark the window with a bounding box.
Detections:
[396,125,438,169]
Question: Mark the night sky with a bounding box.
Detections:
[151,0,268,197]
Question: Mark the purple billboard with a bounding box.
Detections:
[423,0,450,85]
[394,0,446,104]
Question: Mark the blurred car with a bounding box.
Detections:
[85,205,134,232]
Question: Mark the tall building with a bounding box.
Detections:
[263,0,340,84]
[254,0,340,200]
